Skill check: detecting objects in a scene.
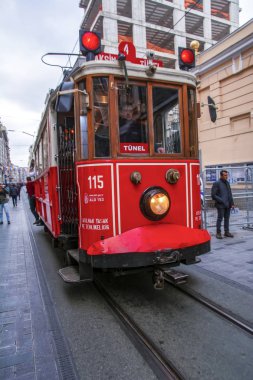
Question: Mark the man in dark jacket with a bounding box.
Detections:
[26,177,41,225]
[211,170,234,239]
[9,184,18,207]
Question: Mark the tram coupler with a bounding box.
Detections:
[153,267,189,289]
[153,268,165,290]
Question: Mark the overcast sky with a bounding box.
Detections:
[0,0,81,166]
[0,1,252,166]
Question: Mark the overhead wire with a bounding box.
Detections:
[56,38,80,87]
[141,0,203,59]
[171,0,203,32]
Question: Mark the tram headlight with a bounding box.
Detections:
[140,187,170,221]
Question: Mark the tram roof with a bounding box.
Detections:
[70,59,197,87]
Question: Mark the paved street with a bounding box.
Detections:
[0,195,252,379]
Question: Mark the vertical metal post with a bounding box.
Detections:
[202,168,207,229]
[245,167,253,228]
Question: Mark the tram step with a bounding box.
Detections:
[58,266,92,283]
[163,269,189,285]
[58,234,78,250]
[67,249,79,263]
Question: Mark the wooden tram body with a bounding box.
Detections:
[33,43,210,287]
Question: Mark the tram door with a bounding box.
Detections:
[57,116,78,236]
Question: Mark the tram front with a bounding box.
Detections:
[71,59,210,283]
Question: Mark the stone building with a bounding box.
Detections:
[0,122,11,183]
[195,19,253,182]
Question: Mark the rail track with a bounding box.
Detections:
[94,277,185,380]
[165,280,253,336]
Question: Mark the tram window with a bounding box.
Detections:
[38,140,43,174]
[118,83,148,154]
[188,88,198,157]
[78,80,88,159]
[43,128,48,169]
[80,116,88,158]
[93,77,110,157]
[35,151,39,176]
[153,87,181,154]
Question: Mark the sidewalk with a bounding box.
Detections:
[0,197,59,380]
[198,226,253,291]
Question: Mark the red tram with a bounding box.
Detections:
[32,32,210,288]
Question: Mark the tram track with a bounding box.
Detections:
[166,280,253,336]
[94,277,185,380]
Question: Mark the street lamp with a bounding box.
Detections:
[21,131,35,137]
[8,130,35,137]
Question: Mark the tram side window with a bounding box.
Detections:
[153,87,181,154]
[43,128,48,169]
[79,80,88,159]
[38,140,43,174]
[118,83,148,154]
[188,88,198,157]
[93,77,110,158]
[35,150,39,176]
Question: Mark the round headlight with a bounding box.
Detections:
[140,187,170,221]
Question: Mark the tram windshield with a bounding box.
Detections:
[153,87,181,154]
[118,82,148,154]
[77,76,193,159]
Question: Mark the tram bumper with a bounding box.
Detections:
[87,224,211,268]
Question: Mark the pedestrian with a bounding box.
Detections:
[0,183,11,225]
[211,170,235,239]
[9,184,18,207]
[26,176,41,225]
[17,183,22,200]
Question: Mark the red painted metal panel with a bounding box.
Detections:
[88,224,210,255]
[116,161,188,233]
[77,163,115,250]
[34,167,61,237]
[190,163,202,229]
[76,159,205,255]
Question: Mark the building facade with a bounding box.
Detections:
[195,19,253,181]
[0,122,11,183]
[0,122,28,184]
[79,0,239,67]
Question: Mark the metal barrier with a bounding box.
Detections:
[201,166,253,230]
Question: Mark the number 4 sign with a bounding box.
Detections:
[118,41,137,61]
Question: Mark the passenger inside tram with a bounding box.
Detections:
[118,103,145,143]
[94,108,110,157]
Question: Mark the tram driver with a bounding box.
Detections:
[119,103,147,143]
